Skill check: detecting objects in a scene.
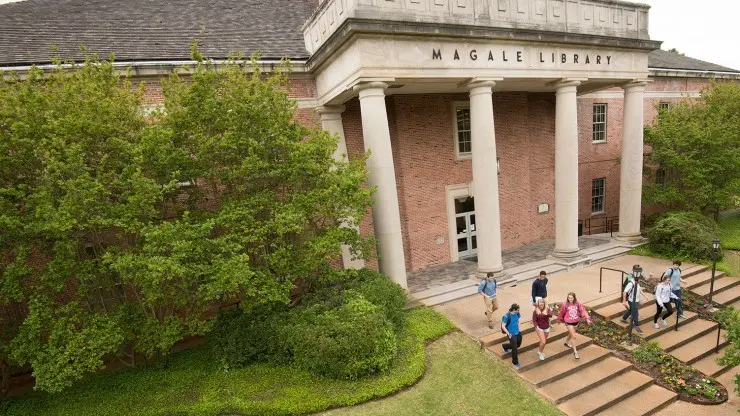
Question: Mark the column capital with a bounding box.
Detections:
[461,77,502,92]
[622,79,649,91]
[316,105,346,120]
[549,78,585,92]
[353,81,389,98]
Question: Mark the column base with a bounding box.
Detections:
[475,268,507,281]
[615,233,648,247]
[547,253,592,269]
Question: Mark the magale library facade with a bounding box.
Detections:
[2,0,739,291]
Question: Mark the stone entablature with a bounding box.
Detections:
[304,0,651,55]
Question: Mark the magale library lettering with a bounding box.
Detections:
[432,48,613,66]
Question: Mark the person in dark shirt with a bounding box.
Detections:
[531,270,548,305]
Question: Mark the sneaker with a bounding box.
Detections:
[564,342,573,349]
[488,323,494,329]
[634,326,644,334]
[661,319,667,327]
[503,345,509,354]
[678,314,686,319]
[619,319,628,324]
[538,352,545,361]
[574,352,580,359]
[513,364,521,370]
[653,322,660,329]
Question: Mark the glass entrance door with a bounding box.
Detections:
[454,197,477,258]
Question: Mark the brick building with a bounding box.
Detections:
[1,0,739,292]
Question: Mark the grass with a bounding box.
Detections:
[629,245,740,277]
[320,332,564,416]
[0,307,456,416]
[718,209,740,251]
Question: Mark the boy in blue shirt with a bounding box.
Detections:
[478,272,498,329]
[501,304,522,369]
[664,261,685,318]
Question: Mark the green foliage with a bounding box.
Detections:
[644,211,721,261]
[208,303,288,369]
[0,50,373,392]
[289,296,397,380]
[715,307,740,394]
[0,308,456,416]
[644,82,740,213]
[718,209,740,250]
[633,341,665,365]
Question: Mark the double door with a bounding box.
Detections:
[455,197,477,258]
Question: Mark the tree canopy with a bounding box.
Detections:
[643,82,740,214]
[0,53,372,393]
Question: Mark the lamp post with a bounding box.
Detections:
[707,238,721,307]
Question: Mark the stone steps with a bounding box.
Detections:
[510,335,592,373]
[692,347,733,378]
[488,327,569,360]
[596,384,678,416]
[691,275,738,296]
[409,279,479,306]
[519,344,612,388]
[711,283,740,306]
[539,357,632,404]
[611,310,699,339]
[594,296,656,321]
[684,269,723,290]
[670,328,729,365]
[557,370,655,416]
[649,318,719,353]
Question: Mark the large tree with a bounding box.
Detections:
[643,82,740,215]
[0,52,372,393]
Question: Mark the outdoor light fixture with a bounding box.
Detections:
[632,264,643,279]
[708,238,721,306]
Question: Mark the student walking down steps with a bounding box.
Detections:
[557,292,592,359]
[654,275,679,329]
[533,298,553,361]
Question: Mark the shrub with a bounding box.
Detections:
[633,341,665,365]
[288,296,397,380]
[645,211,722,261]
[209,303,289,369]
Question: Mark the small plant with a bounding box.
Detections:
[633,341,665,365]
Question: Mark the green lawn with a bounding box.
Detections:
[0,308,456,416]
[321,332,563,416]
[718,209,740,251]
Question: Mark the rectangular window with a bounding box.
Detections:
[659,102,671,111]
[592,103,607,142]
[591,178,606,213]
[453,103,472,157]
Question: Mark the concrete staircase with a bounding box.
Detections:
[682,266,740,308]
[588,266,736,379]
[480,324,677,415]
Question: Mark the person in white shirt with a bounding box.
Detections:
[620,266,653,334]
[653,275,680,328]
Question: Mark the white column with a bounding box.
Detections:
[353,82,407,288]
[553,80,581,259]
[617,81,648,241]
[468,80,504,277]
[317,105,366,270]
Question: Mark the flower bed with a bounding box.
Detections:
[579,316,728,405]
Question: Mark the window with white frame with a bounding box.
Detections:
[453,103,472,157]
[591,178,606,213]
[592,103,607,142]
[659,102,671,111]
[656,167,667,185]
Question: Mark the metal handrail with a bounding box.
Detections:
[598,267,628,294]
[716,322,722,354]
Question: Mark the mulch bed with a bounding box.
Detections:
[578,316,728,405]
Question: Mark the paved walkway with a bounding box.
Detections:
[407,235,611,293]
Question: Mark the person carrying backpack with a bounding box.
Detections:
[620,265,653,334]
[501,304,522,369]
[664,261,686,319]
[478,272,498,329]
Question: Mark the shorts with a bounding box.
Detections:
[534,326,551,333]
[565,322,580,327]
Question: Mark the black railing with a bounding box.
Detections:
[599,267,628,294]
[583,214,646,236]
[716,323,722,354]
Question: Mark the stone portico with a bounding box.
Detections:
[305,0,661,289]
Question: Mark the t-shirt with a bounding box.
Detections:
[502,312,521,336]
[623,280,642,303]
[477,279,497,298]
[532,309,552,329]
[664,267,682,291]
